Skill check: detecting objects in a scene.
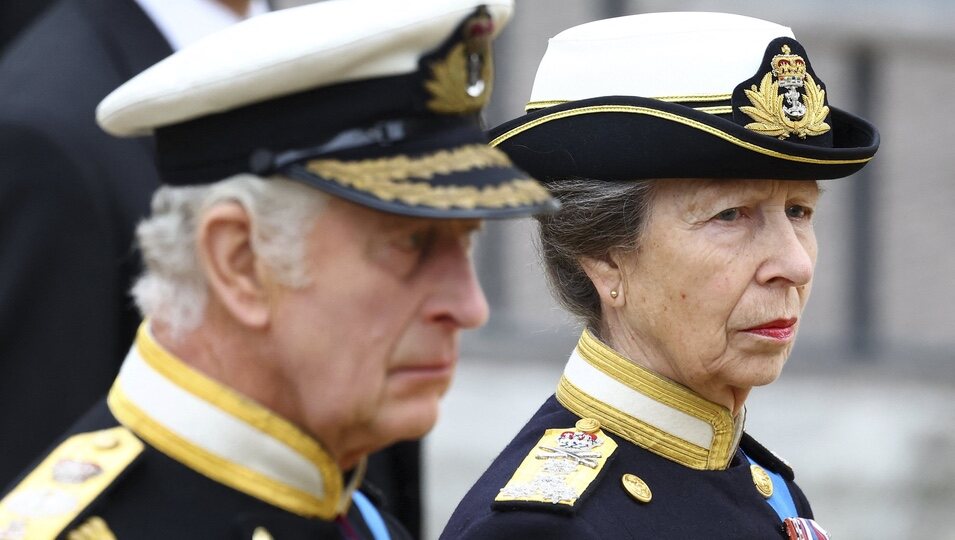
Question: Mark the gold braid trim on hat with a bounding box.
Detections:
[525,94,733,112]
[490,105,870,165]
[305,144,552,209]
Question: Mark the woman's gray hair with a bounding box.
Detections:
[132,174,326,337]
[536,178,656,333]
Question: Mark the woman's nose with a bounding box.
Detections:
[754,214,815,288]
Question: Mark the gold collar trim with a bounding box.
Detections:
[107,322,355,519]
[555,330,744,470]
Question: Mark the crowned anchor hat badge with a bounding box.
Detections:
[425,6,495,114]
[740,43,831,140]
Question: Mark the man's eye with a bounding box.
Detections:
[396,230,430,252]
[786,205,813,220]
[714,208,741,222]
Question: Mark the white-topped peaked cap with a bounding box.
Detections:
[528,12,794,107]
[95,0,558,219]
[490,11,879,182]
[98,0,512,136]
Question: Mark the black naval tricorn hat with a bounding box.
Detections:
[488,12,880,182]
[96,0,557,219]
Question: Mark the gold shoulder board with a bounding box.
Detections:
[495,419,617,508]
[0,427,143,539]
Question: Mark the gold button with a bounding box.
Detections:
[252,527,274,540]
[621,473,652,503]
[750,464,773,498]
[93,432,120,450]
[575,418,601,433]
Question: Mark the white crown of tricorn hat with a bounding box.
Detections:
[527,12,795,108]
[97,0,513,137]
[490,11,879,182]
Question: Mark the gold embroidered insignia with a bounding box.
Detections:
[425,8,494,114]
[305,145,553,209]
[52,460,103,485]
[0,520,26,540]
[740,44,831,139]
[495,419,617,506]
[0,428,143,539]
[67,516,116,540]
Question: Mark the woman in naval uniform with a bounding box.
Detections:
[443,12,879,540]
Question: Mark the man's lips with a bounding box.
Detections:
[741,318,797,340]
[390,357,455,377]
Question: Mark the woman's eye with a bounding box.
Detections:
[786,205,813,220]
[714,208,741,222]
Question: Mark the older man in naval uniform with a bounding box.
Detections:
[0,0,556,538]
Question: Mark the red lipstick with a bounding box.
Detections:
[742,318,797,340]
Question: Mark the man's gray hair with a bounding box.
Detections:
[132,174,326,337]
[536,178,656,333]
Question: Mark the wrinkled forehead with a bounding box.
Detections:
[638,179,820,225]
[652,178,821,203]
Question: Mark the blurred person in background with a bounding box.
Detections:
[0,0,54,52]
[0,0,426,533]
[444,12,879,540]
[0,0,261,484]
[0,0,556,537]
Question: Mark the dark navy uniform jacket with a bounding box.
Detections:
[0,325,410,540]
[442,331,819,540]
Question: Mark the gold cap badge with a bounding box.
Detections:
[740,43,831,140]
[425,7,494,114]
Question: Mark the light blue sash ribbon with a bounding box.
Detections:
[743,452,799,520]
[742,453,831,540]
[352,490,391,540]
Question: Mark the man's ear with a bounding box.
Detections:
[196,202,271,329]
[579,251,624,305]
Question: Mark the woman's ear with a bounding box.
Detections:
[195,202,271,329]
[580,252,623,305]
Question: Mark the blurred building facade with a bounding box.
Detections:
[426,2,955,539]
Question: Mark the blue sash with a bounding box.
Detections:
[743,453,831,540]
[743,452,798,519]
[351,490,391,540]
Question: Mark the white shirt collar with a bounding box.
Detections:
[557,330,746,470]
[108,322,358,519]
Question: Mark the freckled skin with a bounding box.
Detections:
[601,179,820,414]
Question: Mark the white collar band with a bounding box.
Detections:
[556,330,745,470]
[107,323,356,519]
